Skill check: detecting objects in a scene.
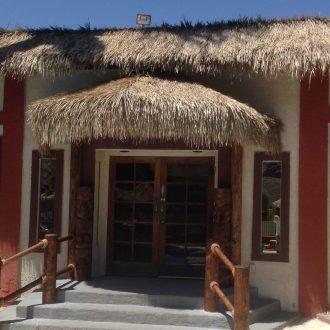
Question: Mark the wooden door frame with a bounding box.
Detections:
[92,149,218,277]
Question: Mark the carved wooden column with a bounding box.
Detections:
[213,188,232,244]
[68,144,82,279]
[69,144,94,281]
[213,188,232,286]
[74,186,94,281]
[231,145,243,265]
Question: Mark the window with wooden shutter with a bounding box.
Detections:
[29,150,64,245]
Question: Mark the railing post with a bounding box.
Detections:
[43,234,58,304]
[234,266,250,330]
[204,240,219,312]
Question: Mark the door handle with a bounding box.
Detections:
[154,186,167,224]
[153,199,159,221]
[160,185,166,202]
[159,203,166,224]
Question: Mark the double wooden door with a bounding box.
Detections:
[107,156,214,277]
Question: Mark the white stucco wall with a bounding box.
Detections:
[203,74,300,311]
[20,70,118,287]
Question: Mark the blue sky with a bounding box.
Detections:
[0,0,329,29]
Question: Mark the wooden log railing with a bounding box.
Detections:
[204,242,250,330]
[0,234,75,307]
[0,239,48,267]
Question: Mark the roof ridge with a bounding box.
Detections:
[0,16,329,33]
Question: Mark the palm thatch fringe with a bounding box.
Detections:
[27,76,281,153]
[1,17,330,78]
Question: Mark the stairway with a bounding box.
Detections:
[1,277,299,330]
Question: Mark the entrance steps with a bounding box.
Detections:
[1,277,299,330]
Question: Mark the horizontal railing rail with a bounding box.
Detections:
[0,239,48,268]
[57,235,74,243]
[0,276,44,307]
[56,264,76,278]
[0,234,75,308]
[210,281,234,313]
[211,243,235,276]
[204,241,250,330]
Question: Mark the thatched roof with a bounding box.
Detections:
[1,17,330,78]
[27,76,281,152]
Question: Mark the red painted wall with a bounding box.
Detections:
[0,77,25,296]
[299,74,329,316]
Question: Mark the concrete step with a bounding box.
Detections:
[14,297,280,329]
[250,311,301,330]
[15,287,258,318]
[248,298,280,324]
[8,311,301,330]
[0,302,24,330]
[2,278,298,330]
[8,312,302,330]
[18,302,232,329]
[9,318,220,330]
[55,278,258,310]
[58,287,205,310]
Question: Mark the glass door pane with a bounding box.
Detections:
[111,161,155,264]
[164,162,209,269]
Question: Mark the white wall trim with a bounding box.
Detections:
[92,148,218,276]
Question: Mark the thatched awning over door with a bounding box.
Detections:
[27,76,281,153]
